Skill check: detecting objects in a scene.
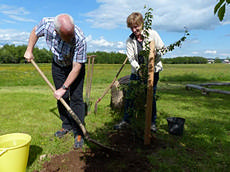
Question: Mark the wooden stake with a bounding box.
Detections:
[88,56,95,103]
[86,55,96,114]
[144,41,155,145]
[85,56,91,100]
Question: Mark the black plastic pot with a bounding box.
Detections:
[167,117,185,136]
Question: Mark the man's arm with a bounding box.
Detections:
[24,27,38,62]
[54,62,82,100]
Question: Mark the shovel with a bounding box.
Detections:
[30,59,118,152]
[85,55,95,115]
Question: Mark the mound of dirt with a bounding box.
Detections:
[36,131,166,172]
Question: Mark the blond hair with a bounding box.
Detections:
[126,12,144,28]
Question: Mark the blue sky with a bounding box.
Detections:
[0,0,230,59]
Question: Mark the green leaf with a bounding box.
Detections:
[226,0,230,3]
[181,36,186,42]
[214,0,225,14]
[218,3,226,21]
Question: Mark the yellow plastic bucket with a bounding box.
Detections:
[0,133,31,172]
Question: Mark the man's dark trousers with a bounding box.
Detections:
[52,61,85,136]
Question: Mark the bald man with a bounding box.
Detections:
[24,14,87,149]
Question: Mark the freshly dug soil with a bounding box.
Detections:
[36,131,166,172]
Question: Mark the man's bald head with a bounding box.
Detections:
[54,14,75,43]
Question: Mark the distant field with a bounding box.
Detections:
[161,63,230,82]
[1,63,229,87]
[0,63,230,172]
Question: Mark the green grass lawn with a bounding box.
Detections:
[0,63,230,171]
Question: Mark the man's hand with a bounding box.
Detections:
[24,51,34,63]
[54,88,67,100]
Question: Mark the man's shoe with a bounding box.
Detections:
[151,124,157,133]
[54,128,71,138]
[74,135,84,149]
[114,120,129,130]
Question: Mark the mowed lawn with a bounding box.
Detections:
[0,63,230,171]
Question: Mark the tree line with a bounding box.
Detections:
[0,44,215,64]
[161,56,208,64]
[0,44,127,64]
[0,44,53,64]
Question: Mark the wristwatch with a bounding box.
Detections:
[62,85,68,90]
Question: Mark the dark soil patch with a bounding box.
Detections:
[36,131,168,172]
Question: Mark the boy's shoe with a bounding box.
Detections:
[114,120,129,130]
[54,128,71,138]
[150,124,157,133]
[74,135,84,149]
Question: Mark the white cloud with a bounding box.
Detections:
[0,4,35,23]
[2,19,16,24]
[204,50,217,54]
[0,29,30,46]
[220,53,230,57]
[1,6,29,15]
[189,39,200,44]
[0,29,47,49]
[85,0,146,29]
[8,15,36,22]
[192,51,199,55]
[0,30,126,53]
[84,0,225,32]
[91,36,114,47]
[86,35,125,52]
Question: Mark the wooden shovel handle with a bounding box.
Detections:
[31,59,88,137]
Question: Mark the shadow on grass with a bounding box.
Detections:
[27,145,43,167]
[49,107,60,119]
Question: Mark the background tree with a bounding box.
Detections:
[162,56,208,64]
[215,57,222,63]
